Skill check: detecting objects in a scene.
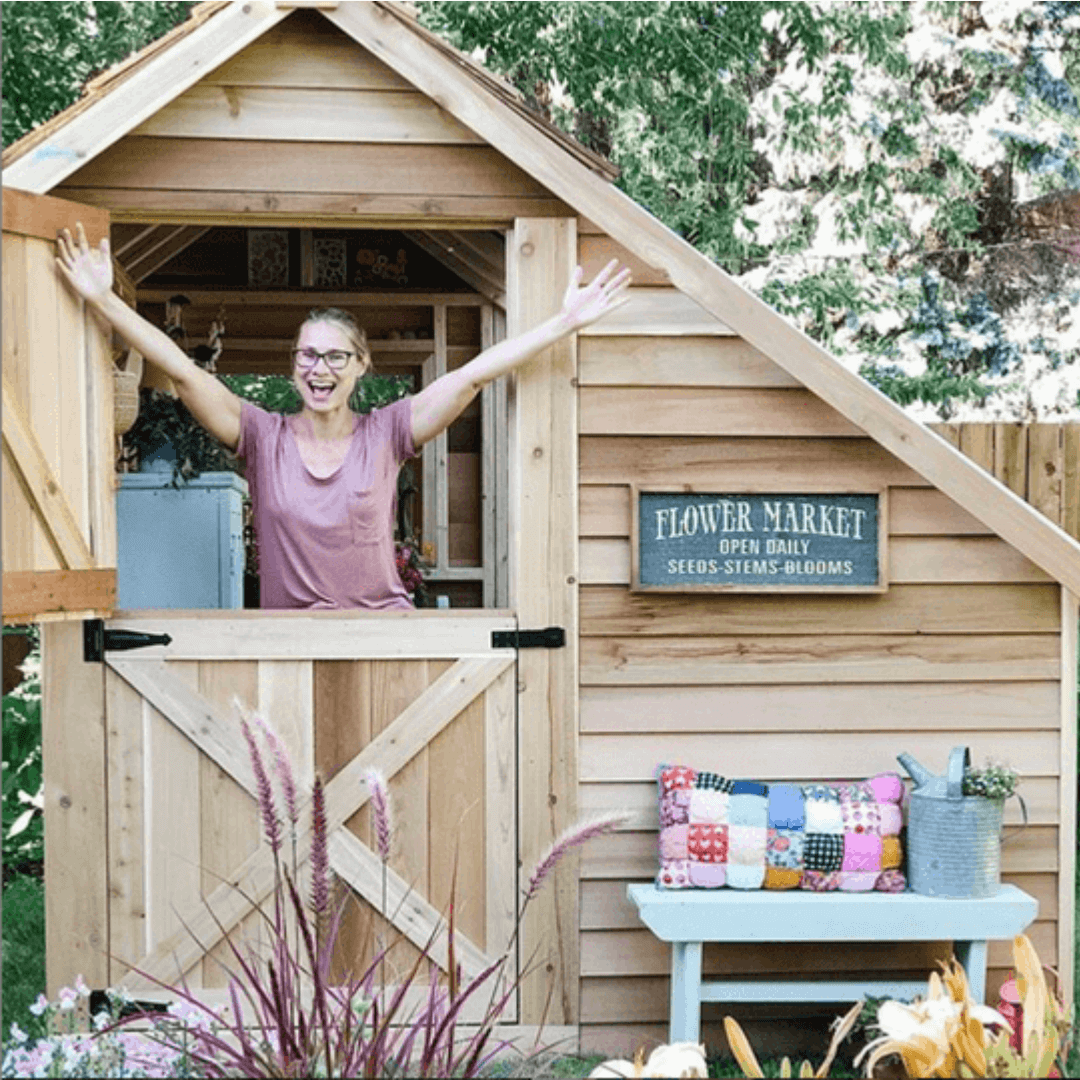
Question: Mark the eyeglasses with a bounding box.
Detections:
[292,348,355,371]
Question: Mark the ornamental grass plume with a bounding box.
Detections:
[76,704,624,1078]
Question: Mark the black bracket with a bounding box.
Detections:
[491,626,566,650]
[83,619,173,663]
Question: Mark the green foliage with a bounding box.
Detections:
[418,1,1080,419]
[122,375,413,485]
[1,875,47,1044]
[2,1,195,148]
[963,761,1021,800]
[2,631,43,872]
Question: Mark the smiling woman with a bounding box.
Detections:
[55,223,631,610]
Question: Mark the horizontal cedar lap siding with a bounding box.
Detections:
[575,232,1063,1056]
[54,15,569,221]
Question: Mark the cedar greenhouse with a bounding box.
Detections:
[2,0,1078,1059]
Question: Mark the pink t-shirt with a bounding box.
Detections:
[236,399,416,610]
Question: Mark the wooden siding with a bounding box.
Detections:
[575,249,1070,1048]
[53,15,569,225]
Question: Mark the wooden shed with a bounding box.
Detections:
[3,0,1078,1058]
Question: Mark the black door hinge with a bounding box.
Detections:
[491,626,566,650]
[83,619,173,663]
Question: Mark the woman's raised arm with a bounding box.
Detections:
[410,259,632,449]
[56,223,243,452]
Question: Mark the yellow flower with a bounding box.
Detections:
[855,961,1007,1078]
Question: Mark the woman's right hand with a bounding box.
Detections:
[56,222,114,306]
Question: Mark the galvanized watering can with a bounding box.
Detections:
[897,746,1025,899]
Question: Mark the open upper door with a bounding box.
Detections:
[2,188,117,623]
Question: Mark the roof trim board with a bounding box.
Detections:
[1,2,290,193]
[324,1,1080,595]
[2,1,1077,590]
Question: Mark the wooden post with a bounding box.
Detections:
[43,621,109,995]
[507,218,579,1025]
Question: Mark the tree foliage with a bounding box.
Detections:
[419,1,1080,419]
[4,1,1076,419]
[1,1,195,148]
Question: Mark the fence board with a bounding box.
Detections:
[932,424,1077,540]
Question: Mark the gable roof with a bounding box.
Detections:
[4,0,1079,594]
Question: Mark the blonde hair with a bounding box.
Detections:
[293,308,372,372]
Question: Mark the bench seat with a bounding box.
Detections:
[627,882,1038,1044]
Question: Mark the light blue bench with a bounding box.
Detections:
[628,883,1038,1044]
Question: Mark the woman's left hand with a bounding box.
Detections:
[559,259,633,332]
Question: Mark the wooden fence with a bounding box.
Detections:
[930,423,1079,542]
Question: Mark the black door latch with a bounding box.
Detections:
[491,626,566,649]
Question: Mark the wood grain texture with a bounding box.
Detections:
[1058,589,1078,1004]
[580,584,1061,636]
[578,335,799,389]
[579,387,863,437]
[510,218,580,1025]
[579,681,1060,734]
[201,13,416,90]
[56,186,572,225]
[2,2,290,193]
[579,633,1061,686]
[580,437,928,488]
[134,86,484,144]
[64,137,554,198]
[43,622,109,995]
[578,287,732,337]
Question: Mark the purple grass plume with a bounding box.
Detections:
[365,769,393,862]
[310,773,330,923]
[237,709,282,857]
[255,712,300,828]
[524,815,628,906]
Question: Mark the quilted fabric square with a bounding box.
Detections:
[842,832,883,873]
[696,771,734,793]
[655,766,906,892]
[767,827,804,869]
[803,832,844,872]
[841,793,881,835]
[660,788,691,827]
[768,784,805,829]
[659,825,689,861]
[805,797,845,834]
[689,788,729,824]
[688,824,728,863]
[728,825,767,866]
[660,765,696,793]
[729,792,768,828]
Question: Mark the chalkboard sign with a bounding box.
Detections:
[632,489,887,592]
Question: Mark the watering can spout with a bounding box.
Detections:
[897,752,934,789]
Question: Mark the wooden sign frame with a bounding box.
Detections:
[630,485,890,594]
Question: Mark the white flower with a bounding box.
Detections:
[29,993,50,1017]
[8,1023,27,1044]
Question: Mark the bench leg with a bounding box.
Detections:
[954,940,988,1003]
[670,941,703,1044]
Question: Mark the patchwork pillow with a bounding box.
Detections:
[656,765,906,892]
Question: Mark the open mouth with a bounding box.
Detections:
[307,380,337,402]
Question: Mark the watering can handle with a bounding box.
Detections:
[946,746,970,800]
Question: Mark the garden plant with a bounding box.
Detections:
[3,696,626,1078]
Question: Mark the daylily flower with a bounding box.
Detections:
[856,959,1009,1077]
